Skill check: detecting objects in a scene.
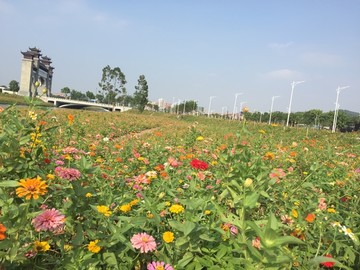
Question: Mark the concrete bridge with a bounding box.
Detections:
[41,97,132,112]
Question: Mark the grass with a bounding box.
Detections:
[0,93,53,107]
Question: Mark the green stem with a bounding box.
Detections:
[241,186,248,260]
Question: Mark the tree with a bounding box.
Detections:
[96,94,105,103]
[9,80,19,92]
[303,109,323,127]
[98,65,126,105]
[61,87,71,97]
[70,89,87,101]
[133,75,149,112]
[86,91,96,101]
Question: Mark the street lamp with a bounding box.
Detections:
[172,97,176,114]
[269,95,280,124]
[208,96,216,117]
[221,106,227,117]
[332,86,350,133]
[176,99,181,114]
[286,81,305,127]
[232,93,243,119]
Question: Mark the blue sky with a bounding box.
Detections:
[1,0,359,113]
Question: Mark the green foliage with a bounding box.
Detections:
[98,65,127,105]
[8,80,19,92]
[133,75,149,113]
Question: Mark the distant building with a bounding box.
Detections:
[158,98,172,111]
[18,47,54,97]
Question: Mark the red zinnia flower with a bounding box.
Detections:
[190,159,209,170]
[320,254,335,268]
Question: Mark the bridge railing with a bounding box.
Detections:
[42,97,132,111]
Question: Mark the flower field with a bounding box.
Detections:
[0,104,359,269]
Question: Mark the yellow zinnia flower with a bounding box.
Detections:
[292,209,299,218]
[96,205,112,217]
[88,240,101,253]
[34,241,50,252]
[163,231,175,243]
[119,204,132,213]
[16,176,48,200]
[169,204,184,214]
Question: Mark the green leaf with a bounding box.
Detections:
[195,256,213,267]
[226,186,241,204]
[0,181,19,187]
[267,212,278,231]
[199,233,215,242]
[263,228,278,248]
[183,221,196,237]
[244,192,259,208]
[177,252,194,269]
[169,220,184,232]
[175,236,189,247]
[102,252,118,269]
[215,245,228,260]
[273,236,305,246]
[72,223,84,246]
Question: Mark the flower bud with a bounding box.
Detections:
[244,178,253,187]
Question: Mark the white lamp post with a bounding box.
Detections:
[232,93,243,119]
[286,81,305,127]
[172,97,176,113]
[269,95,280,124]
[332,86,350,133]
[208,96,216,117]
[222,106,227,117]
[176,99,181,114]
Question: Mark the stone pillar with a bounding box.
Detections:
[18,56,34,97]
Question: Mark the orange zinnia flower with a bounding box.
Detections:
[305,213,316,223]
[0,224,7,240]
[67,114,74,125]
[264,152,275,160]
[16,176,48,200]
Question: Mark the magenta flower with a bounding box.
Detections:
[130,232,157,253]
[54,166,81,181]
[147,261,174,270]
[32,208,65,232]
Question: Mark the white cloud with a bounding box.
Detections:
[268,42,294,49]
[264,69,303,80]
[301,52,343,67]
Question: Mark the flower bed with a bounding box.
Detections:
[0,104,359,269]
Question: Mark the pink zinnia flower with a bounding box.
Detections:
[167,157,182,168]
[32,208,65,232]
[147,261,174,270]
[252,237,261,250]
[130,232,157,253]
[318,198,327,211]
[269,168,286,183]
[54,166,81,181]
